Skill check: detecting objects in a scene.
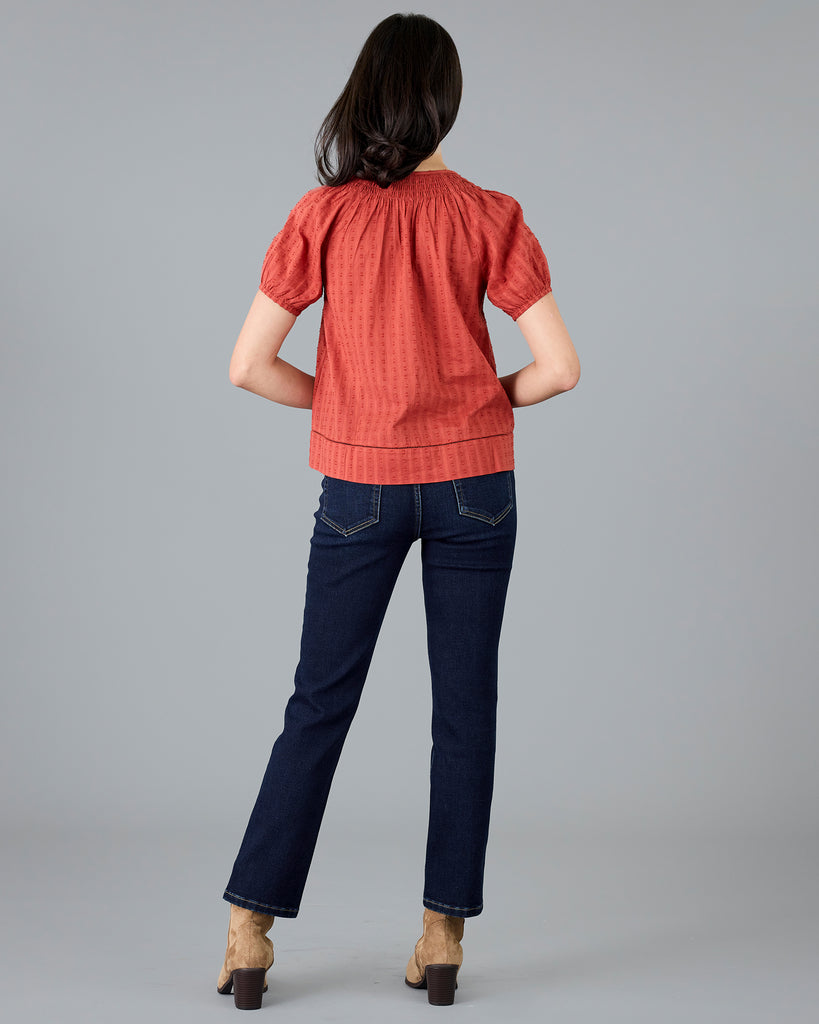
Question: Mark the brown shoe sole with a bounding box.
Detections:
[405,963,460,1005]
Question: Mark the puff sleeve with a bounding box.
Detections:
[484,198,552,321]
[259,190,324,316]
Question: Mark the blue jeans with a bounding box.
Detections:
[223,469,517,919]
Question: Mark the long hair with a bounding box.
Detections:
[314,13,463,189]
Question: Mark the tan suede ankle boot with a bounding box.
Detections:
[405,907,465,1005]
[217,903,276,1010]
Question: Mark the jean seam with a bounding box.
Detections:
[224,890,299,914]
[319,478,382,535]
[452,473,513,524]
[423,895,483,912]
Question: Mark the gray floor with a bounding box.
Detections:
[2,821,817,1022]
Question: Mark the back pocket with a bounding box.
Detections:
[320,476,382,536]
[452,471,514,525]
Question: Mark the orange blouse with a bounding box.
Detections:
[259,168,552,484]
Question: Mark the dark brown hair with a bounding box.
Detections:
[314,13,462,189]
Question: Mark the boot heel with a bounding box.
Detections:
[232,967,267,1010]
[425,963,459,1005]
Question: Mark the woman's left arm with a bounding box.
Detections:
[228,290,315,409]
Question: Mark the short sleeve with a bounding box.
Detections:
[259,191,324,316]
[484,198,552,321]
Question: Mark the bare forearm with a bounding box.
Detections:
[232,357,315,409]
[499,361,577,408]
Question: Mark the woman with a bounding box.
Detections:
[217,12,579,1009]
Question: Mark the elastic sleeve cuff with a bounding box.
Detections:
[259,283,302,316]
[509,285,552,321]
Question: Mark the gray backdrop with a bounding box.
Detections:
[2,2,816,1021]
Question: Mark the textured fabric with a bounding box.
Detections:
[258,169,552,484]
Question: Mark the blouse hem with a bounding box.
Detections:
[308,430,515,484]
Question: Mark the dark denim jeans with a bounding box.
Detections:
[223,469,517,919]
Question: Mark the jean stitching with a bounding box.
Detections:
[224,890,299,913]
[319,479,381,535]
[322,515,378,535]
[460,504,512,525]
[453,473,513,524]
[423,895,483,912]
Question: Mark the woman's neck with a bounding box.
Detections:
[414,148,448,171]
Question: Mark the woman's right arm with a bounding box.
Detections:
[498,292,580,407]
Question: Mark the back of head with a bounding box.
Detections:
[314,13,463,188]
